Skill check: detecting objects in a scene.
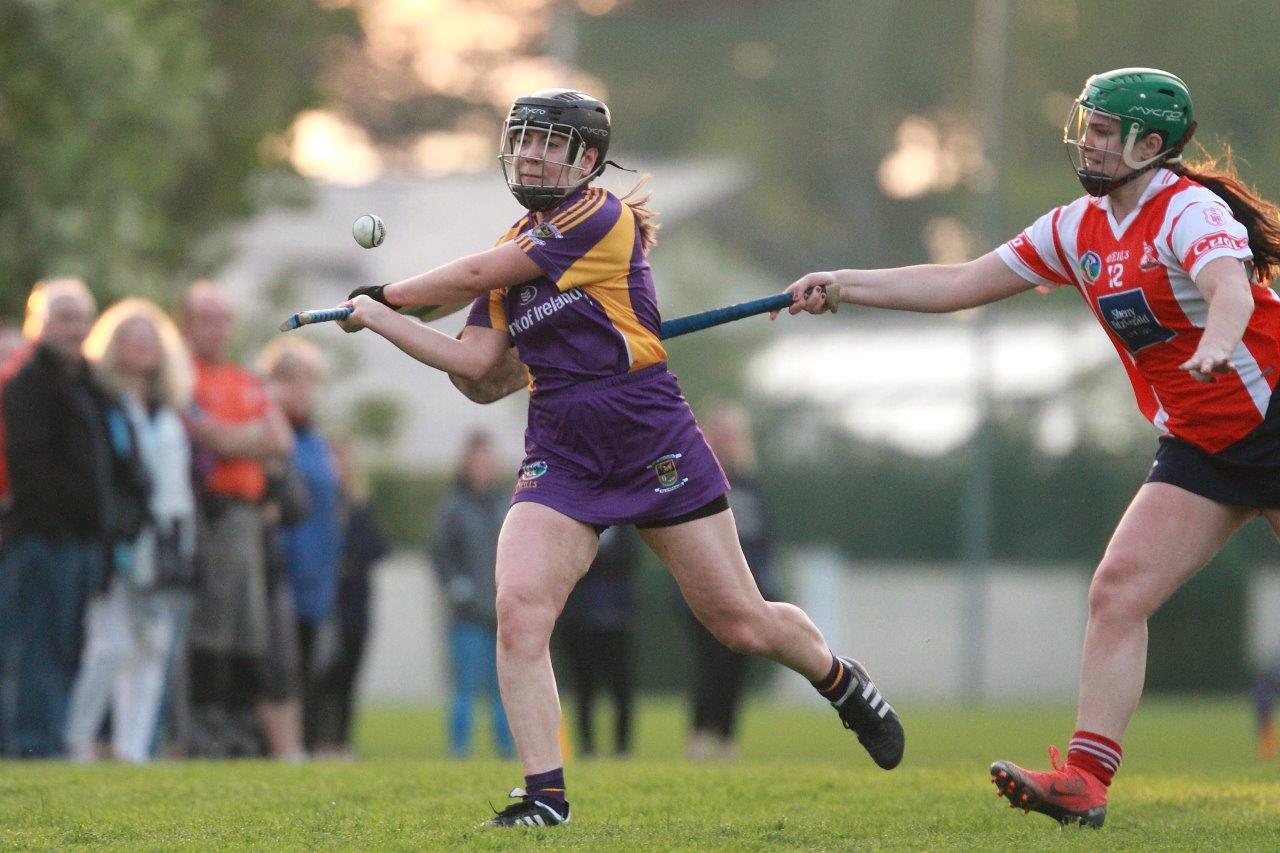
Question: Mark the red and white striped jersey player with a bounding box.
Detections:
[782,67,1280,830]
[1001,166,1280,453]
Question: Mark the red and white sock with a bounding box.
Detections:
[1066,730,1122,787]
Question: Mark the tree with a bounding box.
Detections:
[0,0,357,314]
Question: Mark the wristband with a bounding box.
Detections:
[348,284,397,308]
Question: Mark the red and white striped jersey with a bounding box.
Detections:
[997,168,1280,453]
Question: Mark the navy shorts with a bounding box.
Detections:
[1146,393,1280,508]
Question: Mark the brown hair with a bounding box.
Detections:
[1170,145,1280,283]
[620,173,660,252]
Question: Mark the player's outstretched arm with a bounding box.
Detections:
[785,251,1034,315]
[1180,256,1255,382]
[338,296,511,380]
[381,241,543,309]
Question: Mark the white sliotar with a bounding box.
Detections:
[353,213,386,248]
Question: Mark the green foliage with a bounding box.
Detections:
[582,1,1280,301]
[2,700,1277,848]
[368,466,451,550]
[0,0,357,314]
[581,1,976,274]
[745,401,1143,563]
[346,394,406,451]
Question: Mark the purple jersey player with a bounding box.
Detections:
[338,88,903,827]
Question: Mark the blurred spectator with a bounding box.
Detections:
[555,525,640,758]
[431,430,515,759]
[686,404,782,762]
[181,281,293,757]
[255,445,311,761]
[0,279,149,757]
[64,300,197,762]
[0,317,39,516]
[311,435,389,759]
[1255,665,1280,759]
[260,337,344,754]
[0,322,25,366]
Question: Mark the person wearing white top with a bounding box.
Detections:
[64,299,197,763]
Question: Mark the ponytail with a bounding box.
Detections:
[1169,145,1280,283]
[619,173,660,252]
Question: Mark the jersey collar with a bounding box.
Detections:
[1094,168,1178,237]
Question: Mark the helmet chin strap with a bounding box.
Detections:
[1077,157,1164,197]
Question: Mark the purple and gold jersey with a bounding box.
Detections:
[465,186,666,395]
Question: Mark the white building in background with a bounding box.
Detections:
[216,161,744,468]
[749,314,1131,459]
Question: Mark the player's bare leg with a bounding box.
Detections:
[1076,483,1250,736]
[642,508,903,769]
[992,482,1252,826]
[641,509,828,675]
[487,502,597,826]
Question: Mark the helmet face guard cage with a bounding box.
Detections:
[1063,85,1195,197]
[499,119,599,212]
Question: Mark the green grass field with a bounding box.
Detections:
[2,697,1278,850]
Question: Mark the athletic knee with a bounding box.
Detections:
[1088,552,1155,623]
[494,586,554,656]
[703,611,771,657]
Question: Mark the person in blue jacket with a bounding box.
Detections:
[258,337,343,752]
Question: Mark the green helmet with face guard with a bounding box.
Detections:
[499,89,611,212]
[1064,67,1197,197]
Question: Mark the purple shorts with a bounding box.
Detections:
[511,363,729,527]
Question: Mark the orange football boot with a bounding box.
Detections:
[989,745,1108,828]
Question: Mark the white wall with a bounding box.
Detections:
[356,549,1095,705]
[356,552,1280,704]
[357,552,448,704]
[1247,568,1280,669]
[775,550,1092,702]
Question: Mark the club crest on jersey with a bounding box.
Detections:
[520,460,548,481]
[1139,241,1161,271]
[1078,251,1102,284]
[648,453,688,494]
[518,284,538,305]
[525,223,563,246]
[1204,206,1226,227]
